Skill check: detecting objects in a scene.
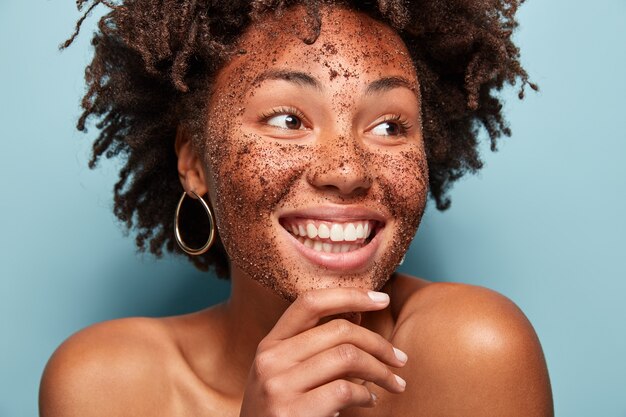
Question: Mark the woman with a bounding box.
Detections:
[40,1,553,416]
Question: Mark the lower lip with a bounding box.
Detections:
[282,226,384,272]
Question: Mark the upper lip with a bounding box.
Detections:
[277,205,388,224]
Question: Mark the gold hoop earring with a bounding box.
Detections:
[174,191,215,256]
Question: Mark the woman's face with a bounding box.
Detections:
[201,6,428,301]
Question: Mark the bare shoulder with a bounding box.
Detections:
[389,275,554,416]
[39,317,181,417]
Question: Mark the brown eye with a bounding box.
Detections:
[267,114,303,130]
[372,121,400,136]
[284,115,302,129]
[370,116,411,137]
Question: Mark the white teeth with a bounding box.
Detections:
[306,223,318,239]
[344,223,357,241]
[318,223,330,239]
[355,223,364,239]
[300,237,364,253]
[288,220,376,243]
[330,224,344,242]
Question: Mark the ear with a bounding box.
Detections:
[175,126,208,197]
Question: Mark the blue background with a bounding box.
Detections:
[1,1,625,416]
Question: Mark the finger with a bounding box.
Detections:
[321,311,362,326]
[279,343,407,394]
[267,288,390,341]
[270,318,407,370]
[291,379,376,417]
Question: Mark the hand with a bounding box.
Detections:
[239,288,408,417]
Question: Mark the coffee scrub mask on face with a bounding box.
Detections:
[200,6,429,302]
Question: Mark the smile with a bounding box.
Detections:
[281,219,377,253]
[278,209,387,271]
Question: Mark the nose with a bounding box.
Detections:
[306,135,373,196]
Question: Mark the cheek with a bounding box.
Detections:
[371,146,429,261]
[204,128,312,251]
[370,146,429,217]
[212,135,311,211]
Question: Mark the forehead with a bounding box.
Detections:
[215,5,417,95]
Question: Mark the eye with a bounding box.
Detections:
[371,121,402,136]
[266,114,304,130]
[258,106,310,139]
[370,116,411,137]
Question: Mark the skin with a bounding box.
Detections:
[39,6,553,417]
[196,6,428,302]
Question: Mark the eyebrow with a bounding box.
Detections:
[252,70,416,97]
[365,76,416,96]
[253,69,322,90]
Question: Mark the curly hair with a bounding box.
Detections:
[64,0,536,278]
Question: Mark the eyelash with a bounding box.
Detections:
[377,114,413,136]
[260,106,308,125]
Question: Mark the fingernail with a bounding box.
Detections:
[394,374,406,390]
[393,347,408,364]
[367,291,389,304]
[371,391,378,403]
[333,412,340,417]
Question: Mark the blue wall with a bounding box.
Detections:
[1,1,624,416]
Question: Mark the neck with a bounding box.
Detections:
[218,265,291,395]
